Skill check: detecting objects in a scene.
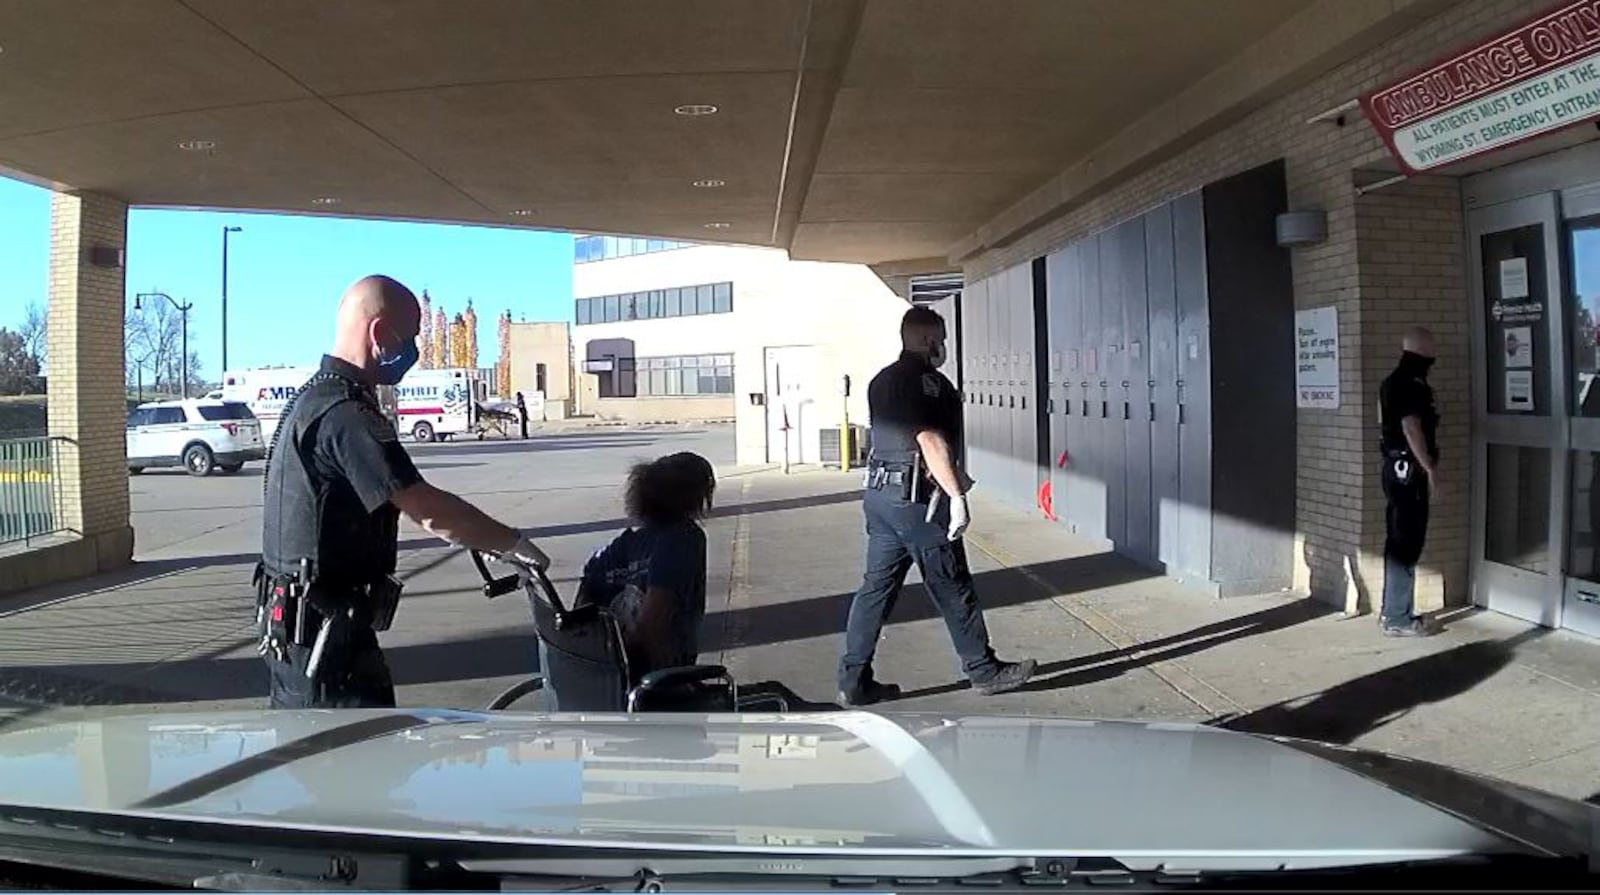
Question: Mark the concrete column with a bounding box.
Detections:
[47,190,133,569]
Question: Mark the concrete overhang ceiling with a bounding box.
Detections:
[2,0,1409,267]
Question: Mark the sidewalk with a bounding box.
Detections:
[1,459,1598,802]
[710,468,1600,802]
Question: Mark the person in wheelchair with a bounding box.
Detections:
[553,451,716,706]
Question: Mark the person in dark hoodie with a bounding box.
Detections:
[1377,326,1441,638]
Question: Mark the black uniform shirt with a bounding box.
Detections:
[309,356,423,514]
[1378,351,1439,460]
[261,355,423,585]
[867,350,963,465]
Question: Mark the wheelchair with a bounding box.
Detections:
[469,550,797,713]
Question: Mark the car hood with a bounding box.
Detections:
[0,709,1587,869]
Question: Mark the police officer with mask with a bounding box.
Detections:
[837,306,1036,706]
[1377,326,1441,638]
[258,275,551,708]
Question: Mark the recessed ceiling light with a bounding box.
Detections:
[311,197,340,205]
[692,179,726,188]
[674,104,719,117]
[509,209,535,217]
[177,140,217,151]
[704,222,731,230]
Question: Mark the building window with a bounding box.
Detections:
[574,282,734,326]
[636,353,734,396]
[573,234,699,264]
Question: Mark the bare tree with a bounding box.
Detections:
[18,302,46,369]
[124,301,191,394]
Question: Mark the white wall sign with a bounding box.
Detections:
[1295,306,1340,409]
[1505,326,1533,368]
[1501,257,1530,300]
[1506,369,1534,411]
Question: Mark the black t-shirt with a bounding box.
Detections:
[1378,354,1439,460]
[867,351,963,465]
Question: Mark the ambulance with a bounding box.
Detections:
[394,367,486,442]
[221,366,400,445]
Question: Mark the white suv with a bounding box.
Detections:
[126,399,266,476]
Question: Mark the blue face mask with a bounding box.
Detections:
[375,331,419,385]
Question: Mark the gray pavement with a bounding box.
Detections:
[3,424,1600,802]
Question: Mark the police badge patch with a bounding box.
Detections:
[921,373,941,397]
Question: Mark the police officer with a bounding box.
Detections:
[837,306,1037,705]
[1377,326,1441,638]
[258,275,550,708]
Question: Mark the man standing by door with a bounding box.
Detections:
[837,306,1036,705]
[1377,326,1441,638]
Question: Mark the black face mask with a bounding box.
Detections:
[1400,350,1435,377]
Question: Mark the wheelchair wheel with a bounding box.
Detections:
[486,676,546,711]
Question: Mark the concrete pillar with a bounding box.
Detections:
[47,191,133,569]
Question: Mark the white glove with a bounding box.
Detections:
[502,533,550,572]
[946,493,971,542]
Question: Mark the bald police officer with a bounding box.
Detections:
[1376,325,1441,638]
[258,275,550,708]
[837,306,1037,706]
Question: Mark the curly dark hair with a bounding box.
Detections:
[624,451,717,525]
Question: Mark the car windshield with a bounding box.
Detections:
[195,402,255,421]
[6,0,1600,888]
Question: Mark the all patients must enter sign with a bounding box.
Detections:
[1361,0,1600,173]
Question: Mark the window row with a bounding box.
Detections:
[574,234,695,264]
[597,353,734,398]
[576,281,732,325]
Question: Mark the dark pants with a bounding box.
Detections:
[838,485,999,693]
[519,416,529,439]
[266,625,395,709]
[1381,456,1430,626]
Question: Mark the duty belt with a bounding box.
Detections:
[866,463,911,489]
[254,560,403,680]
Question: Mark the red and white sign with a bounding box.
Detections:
[1361,0,1600,172]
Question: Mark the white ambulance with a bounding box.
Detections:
[220,366,317,446]
[395,367,485,442]
[222,366,400,446]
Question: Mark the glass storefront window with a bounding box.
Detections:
[1482,224,1550,416]
[1486,443,1551,573]
[1569,449,1600,583]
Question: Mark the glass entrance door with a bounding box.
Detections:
[1559,189,1600,638]
[1468,193,1564,627]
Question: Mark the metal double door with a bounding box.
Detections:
[959,265,1038,510]
[1043,194,1210,578]
[1468,175,1600,638]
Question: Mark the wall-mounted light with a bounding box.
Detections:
[1276,210,1328,248]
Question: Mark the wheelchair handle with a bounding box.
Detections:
[469,549,521,598]
[469,548,570,613]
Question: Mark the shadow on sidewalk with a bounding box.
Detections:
[1216,626,1546,744]
[707,551,1155,654]
[894,596,1334,701]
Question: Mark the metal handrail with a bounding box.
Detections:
[0,436,68,547]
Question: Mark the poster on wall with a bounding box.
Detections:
[1506,369,1535,411]
[1505,326,1534,368]
[1295,306,1340,409]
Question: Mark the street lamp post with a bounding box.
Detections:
[134,292,194,399]
[221,226,242,373]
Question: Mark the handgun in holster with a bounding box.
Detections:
[300,573,405,683]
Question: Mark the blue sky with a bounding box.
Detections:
[0,176,574,376]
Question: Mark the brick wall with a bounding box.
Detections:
[47,191,131,545]
[961,0,1532,607]
[1355,177,1470,611]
